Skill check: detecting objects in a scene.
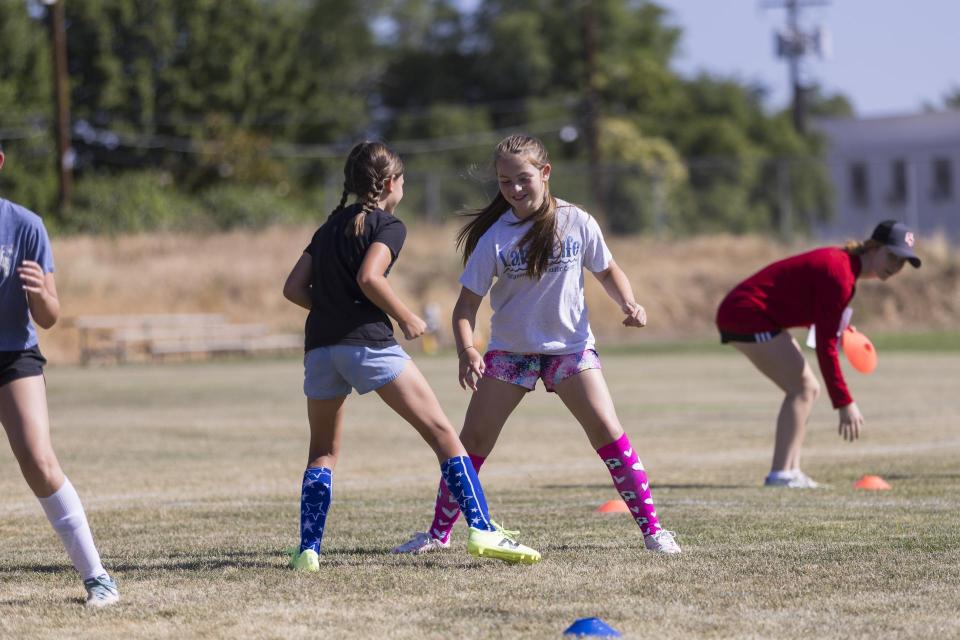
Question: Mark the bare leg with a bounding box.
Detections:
[306,395,347,469]
[378,361,511,537]
[375,361,468,462]
[554,368,668,540]
[732,333,821,472]
[1,375,109,582]
[552,368,624,449]
[295,395,347,560]
[406,376,527,546]
[458,376,528,457]
[0,375,65,497]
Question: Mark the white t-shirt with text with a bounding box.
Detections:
[460,199,612,355]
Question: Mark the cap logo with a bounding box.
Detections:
[905,231,915,247]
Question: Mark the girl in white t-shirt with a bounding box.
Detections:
[393,135,680,555]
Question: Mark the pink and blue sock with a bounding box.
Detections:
[299,467,332,554]
[596,433,662,536]
[429,453,485,542]
[439,455,494,533]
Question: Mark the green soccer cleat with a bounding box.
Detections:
[467,526,541,565]
[289,548,320,572]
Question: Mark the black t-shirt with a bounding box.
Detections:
[303,204,407,350]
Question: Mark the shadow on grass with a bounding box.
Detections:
[0,563,78,576]
[541,482,750,490]
[650,483,752,490]
[0,596,88,607]
[883,472,960,481]
[115,557,278,571]
[88,550,280,573]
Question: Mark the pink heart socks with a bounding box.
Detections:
[596,433,662,536]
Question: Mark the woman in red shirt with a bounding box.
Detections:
[716,220,921,487]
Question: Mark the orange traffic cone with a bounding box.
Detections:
[853,474,892,490]
[595,500,631,513]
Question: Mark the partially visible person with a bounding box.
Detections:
[716,220,921,487]
[0,144,119,607]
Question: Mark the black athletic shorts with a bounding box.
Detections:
[719,329,783,344]
[0,346,47,388]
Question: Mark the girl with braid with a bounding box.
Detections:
[393,135,681,556]
[282,141,539,571]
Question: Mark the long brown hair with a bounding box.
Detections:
[455,135,558,279]
[331,141,404,237]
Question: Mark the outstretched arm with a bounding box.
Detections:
[357,243,425,340]
[18,260,59,329]
[592,260,646,328]
[283,253,313,310]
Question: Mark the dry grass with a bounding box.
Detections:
[1,351,958,639]
[41,225,960,363]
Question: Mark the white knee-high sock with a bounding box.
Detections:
[38,477,106,580]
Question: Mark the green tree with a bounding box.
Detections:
[599,117,686,234]
[0,2,57,216]
[63,0,377,186]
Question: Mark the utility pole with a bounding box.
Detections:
[765,0,830,134]
[582,0,604,216]
[46,0,73,210]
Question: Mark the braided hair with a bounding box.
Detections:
[330,141,405,237]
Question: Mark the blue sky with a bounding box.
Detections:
[656,0,960,117]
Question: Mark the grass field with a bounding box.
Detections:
[1,348,958,639]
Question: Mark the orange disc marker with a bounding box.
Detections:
[595,500,631,513]
[842,326,877,374]
[853,474,892,490]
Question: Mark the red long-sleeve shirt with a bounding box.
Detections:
[716,247,861,408]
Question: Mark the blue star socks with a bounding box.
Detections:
[439,455,494,533]
[299,467,332,554]
[429,453,486,542]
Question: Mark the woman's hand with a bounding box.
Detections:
[838,402,864,442]
[621,301,647,328]
[458,346,485,391]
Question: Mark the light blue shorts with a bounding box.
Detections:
[303,344,410,400]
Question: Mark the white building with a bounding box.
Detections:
[813,110,960,241]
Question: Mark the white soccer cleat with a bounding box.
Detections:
[391,531,450,554]
[644,529,681,554]
[764,470,823,488]
[84,574,120,608]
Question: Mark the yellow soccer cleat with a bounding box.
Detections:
[467,526,540,565]
[289,548,320,572]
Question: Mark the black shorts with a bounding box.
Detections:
[719,329,783,344]
[0,346,47,388]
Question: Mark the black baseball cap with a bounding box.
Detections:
[870,220,921,268]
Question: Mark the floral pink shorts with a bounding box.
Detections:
[483,349,601,393]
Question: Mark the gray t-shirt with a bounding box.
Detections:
[460,199,612,355]
[0,198,55,351]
